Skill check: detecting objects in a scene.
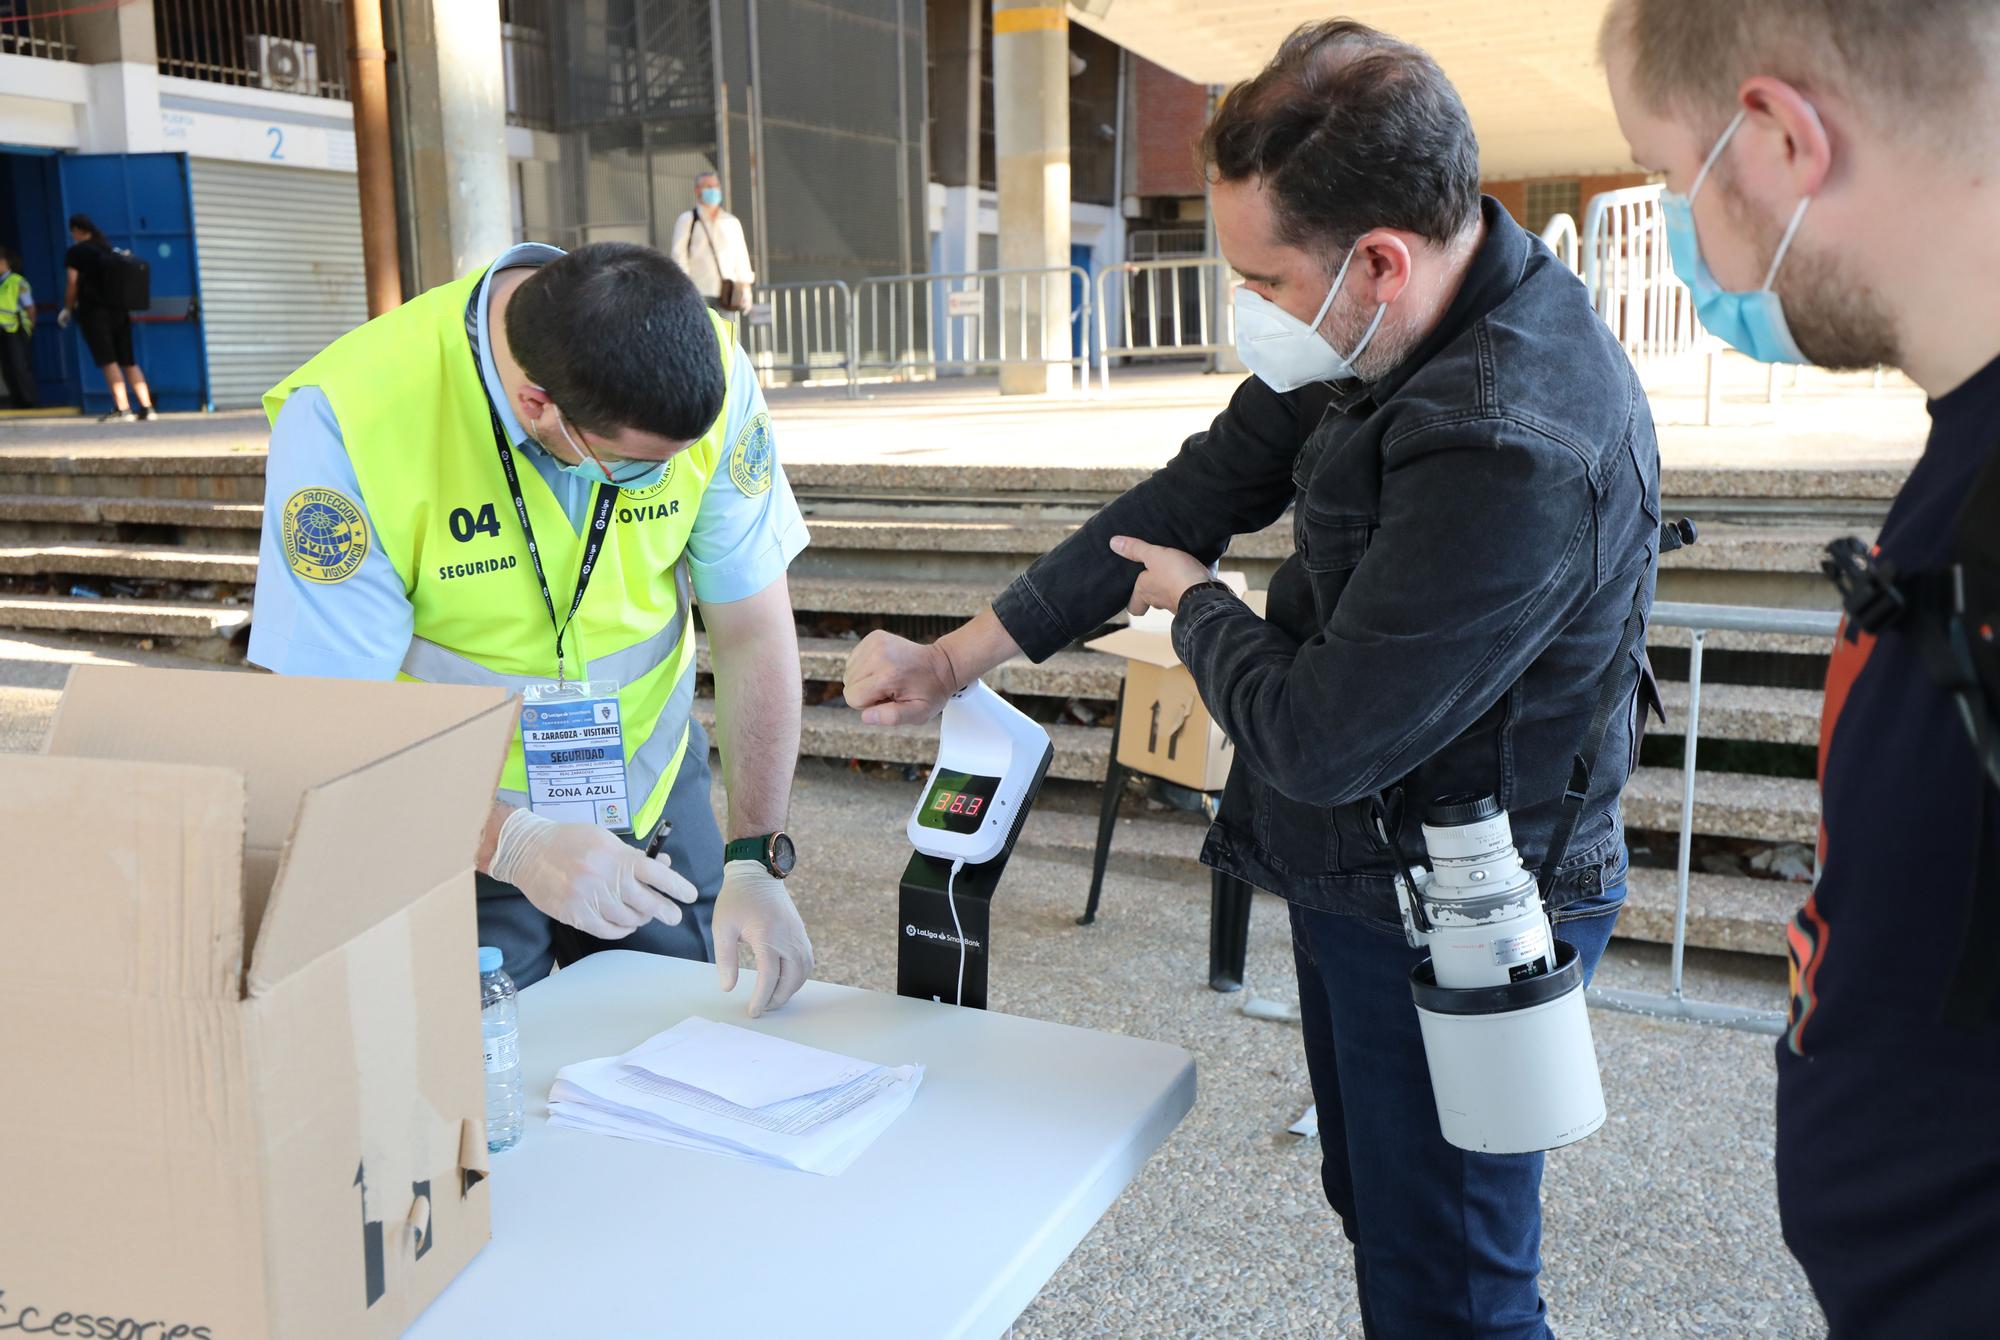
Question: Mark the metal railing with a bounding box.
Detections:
[154,0,352,100]
[743,280,857,396]
[1538,212,1580,275]
[1581,184,1702,359]
[1588,599,1842,1035]
[1095,256,1235,387]
[852,266,1093,393]
[0,0,77,61]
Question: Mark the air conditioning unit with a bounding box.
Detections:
[249,35,318,95]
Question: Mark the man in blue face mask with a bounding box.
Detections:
[845,20,1663,1337]
[252,241,817,1017]
[671,170,757,315]
[1606,5,2000,1335]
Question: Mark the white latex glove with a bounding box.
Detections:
[713,860,814,1018]
[488,808,697,940]
[56,307,70,329]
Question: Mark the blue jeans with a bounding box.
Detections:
[1289,885,1626,1340]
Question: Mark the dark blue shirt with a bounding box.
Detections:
[1787,352,2000,1056]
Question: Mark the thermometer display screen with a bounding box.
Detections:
[917,770,1000,835]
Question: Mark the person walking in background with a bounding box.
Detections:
[0,248,36,409]
[670,171,755,315]
[61,214,154,423]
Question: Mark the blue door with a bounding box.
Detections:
[1070,242,1095,364]
[57,152,208,412]
[0,149,78,409]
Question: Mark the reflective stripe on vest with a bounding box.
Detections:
[263,262,734,835]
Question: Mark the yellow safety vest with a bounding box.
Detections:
[0,273,26,335]
[265,267,731,834]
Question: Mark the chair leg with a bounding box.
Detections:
[1208,872,1252,992]
[1079,720,1128,926]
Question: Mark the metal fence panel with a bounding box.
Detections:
[1095,257,1234,386]
[1585,599,1842,1035]
[854,266,1091,391]
[154,0,352,100]
[743,279,855,392]
[1581,184,1702,359]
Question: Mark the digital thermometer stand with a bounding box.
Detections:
[897,680,1054,1010]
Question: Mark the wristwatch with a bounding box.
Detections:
[725,831,797,879]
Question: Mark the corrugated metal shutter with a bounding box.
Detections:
[190,160,368,409]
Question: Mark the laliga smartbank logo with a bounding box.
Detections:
[906,924,982,950]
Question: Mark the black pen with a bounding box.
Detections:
[645,820,673,860]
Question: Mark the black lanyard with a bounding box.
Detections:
[466,278,617,684]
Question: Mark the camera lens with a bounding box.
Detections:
[1425,793,1501,827]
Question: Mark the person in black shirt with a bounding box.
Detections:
[1607,3,2000,1335]
[61,213,153,423]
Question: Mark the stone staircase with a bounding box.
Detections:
[0,448,1888,956]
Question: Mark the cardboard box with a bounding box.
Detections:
[0,668,517,1340]
[1086,585,1264,793]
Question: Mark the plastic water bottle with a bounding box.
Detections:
[479,946,524,1153]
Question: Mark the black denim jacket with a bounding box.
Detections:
[992,198,1663,926]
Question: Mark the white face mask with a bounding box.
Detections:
[1231,240,1387,393]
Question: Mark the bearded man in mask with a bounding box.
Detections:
[844,20,1661,1338]
[1606,4,2000,1335]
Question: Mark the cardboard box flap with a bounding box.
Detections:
[45,668,513,857]
[1086,624,1183,669]
[0,755,246,1000]
[248,695,516,994]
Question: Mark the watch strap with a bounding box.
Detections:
[724,836,772,866]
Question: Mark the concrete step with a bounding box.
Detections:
[0,595,249,639]
[798,514,1844,572]
[0,493,262,530]
[993,805,1797,958]
[696,636,1125,701]
[1653,680,1821,747]
[1625,765,1818,845]
[1619,866,1799,957]
[0,542,260,584]
[798,515,1292,561]
[0,453,267,501]
[788,575,1002,619]
[695,697,1110,783]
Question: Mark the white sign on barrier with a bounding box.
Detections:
[945,290,985,318]
[160,107,358,173]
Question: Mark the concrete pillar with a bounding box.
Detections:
[70,0,162,155]
[992,1,1070,395]
[390,0,511,290]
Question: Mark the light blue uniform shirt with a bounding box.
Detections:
[250,242,810,679]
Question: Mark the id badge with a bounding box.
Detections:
[520,679,633,831]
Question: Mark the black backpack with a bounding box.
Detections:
[1824,450,2000,1023]
[98,246,150,312]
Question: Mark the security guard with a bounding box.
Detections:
[0,249,36,409]
[250,241,815,1017]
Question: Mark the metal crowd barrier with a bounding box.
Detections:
[1094,256,1237,388]
[1538,212,1581,275]
[1581,184,1703,359]
[1587,600,1842,1035]
[742,279,858,397]
[851,265,1094,392]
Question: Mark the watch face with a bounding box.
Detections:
[770,832,797,876]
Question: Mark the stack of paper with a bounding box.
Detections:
[548,1017,924,1176]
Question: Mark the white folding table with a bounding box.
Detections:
[405,951,1196,1339]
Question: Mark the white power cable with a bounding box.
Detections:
[946,858,968,1006]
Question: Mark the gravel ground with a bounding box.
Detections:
[0,669,1823,1339]
[778,760,1823,1340]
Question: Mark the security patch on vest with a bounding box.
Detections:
[727,412,774,497]
[281,487,369,584]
